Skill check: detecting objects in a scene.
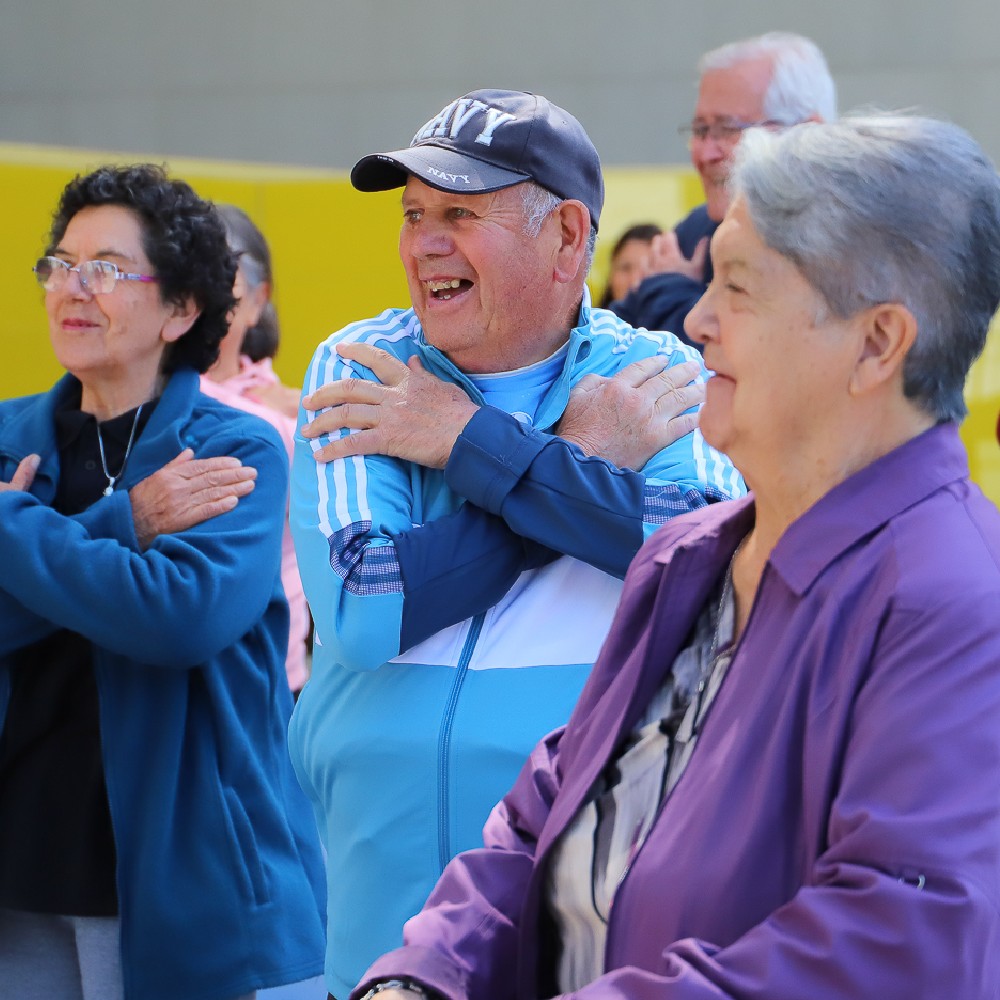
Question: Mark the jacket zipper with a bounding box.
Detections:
[437,612,485,871]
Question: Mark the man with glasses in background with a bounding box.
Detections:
[613,32,836,347]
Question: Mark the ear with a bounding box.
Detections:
[848,302,917,398]
[245,280,271,328]
[551,199,590,284]
[161,296,202,344]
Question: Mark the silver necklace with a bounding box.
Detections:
[96,403,143,497]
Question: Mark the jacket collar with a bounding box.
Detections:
[769,422,968,595]
[648,424,970,597]
[0,368,201,496]
[410,287,596,431]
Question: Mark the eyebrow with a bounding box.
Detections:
[53,245,139,262]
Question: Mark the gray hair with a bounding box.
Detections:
[731,114,1000,422]
[519,181,597,277]
[699,32,837,124]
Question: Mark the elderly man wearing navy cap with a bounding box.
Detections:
[288,89,744,1000]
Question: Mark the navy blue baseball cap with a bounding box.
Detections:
[351,89,605,230]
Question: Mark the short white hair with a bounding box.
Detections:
[519,182,596,277]
[732,114,1000,422]
[699,32,837,124]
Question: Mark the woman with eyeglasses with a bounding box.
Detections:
[0,164,325,1000]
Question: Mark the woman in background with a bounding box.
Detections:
[201,204,309,693]
[597,222,662,309]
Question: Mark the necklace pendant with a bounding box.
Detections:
[95,402,142,502]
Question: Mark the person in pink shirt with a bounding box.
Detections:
[201,205,310,693]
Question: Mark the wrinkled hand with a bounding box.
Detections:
[129,449,257,550]
[0,454,40,494]
[301,341,479,468]
[556,358,704,471]
[646,231,710,284]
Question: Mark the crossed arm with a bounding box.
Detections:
[300,341,704,473]
[0,440,278,663]
[292,340,725,661]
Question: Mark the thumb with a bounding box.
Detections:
[690,237,710,274]
[11,453,41,491]
[164,448,196,469]
[406,354,427,374]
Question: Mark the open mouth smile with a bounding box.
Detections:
[427,279,473,301]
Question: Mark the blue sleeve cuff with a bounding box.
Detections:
[444,406,548,513]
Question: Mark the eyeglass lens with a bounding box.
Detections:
[34,258,120,294]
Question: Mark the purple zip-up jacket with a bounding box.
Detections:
[355,422,1000,1000]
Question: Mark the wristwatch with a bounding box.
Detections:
[359,979,431,1000]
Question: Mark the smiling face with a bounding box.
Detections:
[691,58,773,222]
[398,178,572,373]
[46,204,192,415]
[684,197,860,483]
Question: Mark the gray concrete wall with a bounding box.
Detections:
[3,0,998,168]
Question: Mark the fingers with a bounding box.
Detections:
[648,231,684,273]
[9,454,41,491]
[192,463,257,489]
[162,448,197,468]
[653,359,702,391]
[691,236,710,269]
[176,457,255,483]
[311,430,372,464]
[658,410,701,447]
[191,476,256,506]
[616,356,700,390]
[612,356,672,389]
[654,380,705,419]
[303,376,384,412]
[568,372,604,395]
[301,402,380,440]
[337,341,410,383]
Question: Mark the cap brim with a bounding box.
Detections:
[351,145,530,195]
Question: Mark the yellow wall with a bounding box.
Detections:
[4,141,998,503]
[961,324,1000,502]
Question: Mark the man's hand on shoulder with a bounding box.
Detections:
[301,342,479,469]
[130,449,257,550]
[557,358,704,471]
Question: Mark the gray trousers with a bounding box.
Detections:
[0,908,257,1000]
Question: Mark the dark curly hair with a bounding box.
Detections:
[45,163,237,375]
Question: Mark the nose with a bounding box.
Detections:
[402,217,455,260]
[63,266,94,300]
[684,283,715,346]
[695,136,728,166]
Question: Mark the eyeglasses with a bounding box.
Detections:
[33,256,159,295]
[678,120,781,148]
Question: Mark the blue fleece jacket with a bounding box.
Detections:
[0,369,325,1000]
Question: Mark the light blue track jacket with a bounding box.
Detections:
[289,294,744,999]
[0,369,326,1000]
